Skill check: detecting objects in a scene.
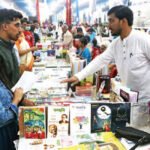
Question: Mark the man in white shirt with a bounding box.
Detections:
[62,24,73,49]
[33,20,42,37]
[61,5,150,102]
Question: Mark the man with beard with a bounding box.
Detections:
[0,9,24,150]
[61,5,150,102]
[0,9,22,89]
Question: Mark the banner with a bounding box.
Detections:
[75,0,79,24]
[36,0,40,23]
[66,0,72,25]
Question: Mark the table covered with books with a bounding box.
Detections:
[16,50,150,150]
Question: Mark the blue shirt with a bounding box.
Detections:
[0,80,18,127]
[89,32,96,43]
[80,47,91,64]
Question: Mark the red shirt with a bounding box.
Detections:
[23,31,34,47]
[92,46,102,60]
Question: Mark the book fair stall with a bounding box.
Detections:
[1,1,150,149]
[15,37,150,150]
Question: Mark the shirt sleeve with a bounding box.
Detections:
[0,83,18,125]
[142,34,150,59]
[75,44,114,81]
[0,102,18,125]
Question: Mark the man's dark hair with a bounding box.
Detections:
[92,38,97,47]
[84,35,90,43]
[21,18,29,24]
[80,36,89,46]
[77,27,83,33]
[0,8,23,24]
[74,34,84,39]
[59,21,63,26]
[87,27,95,33]
[107,5,133,26]
[33,20,38,23]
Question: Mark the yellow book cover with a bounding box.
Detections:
[97,132,127,150]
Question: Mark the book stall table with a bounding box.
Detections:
[17,54,150,150]
[18,93,150,149]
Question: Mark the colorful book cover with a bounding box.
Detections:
[91,103,112,133]
[47,106,69,138]
[70,103,91,136]
[91,103,131,132]
[23,106,46,139]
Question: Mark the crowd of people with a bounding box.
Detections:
[1,5,150,150]
[61,5,150,104]
[0,8,108,150]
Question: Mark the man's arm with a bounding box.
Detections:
[61,45,114,83]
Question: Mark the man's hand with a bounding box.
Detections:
[60,76,79,84]
[30,46,38,52]
[12,88,24,105]
[20,99,36,106]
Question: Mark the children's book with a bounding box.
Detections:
[70,103,91,136]
[23,106,46,139]
[47,106,69,138]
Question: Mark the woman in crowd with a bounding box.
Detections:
[77,36,91,64]
[15,32,38,73]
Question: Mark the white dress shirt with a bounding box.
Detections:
[75,29,150,102]
[63,30,73,48]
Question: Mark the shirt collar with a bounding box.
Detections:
[119,29,135,46]
[0,38,15,50]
